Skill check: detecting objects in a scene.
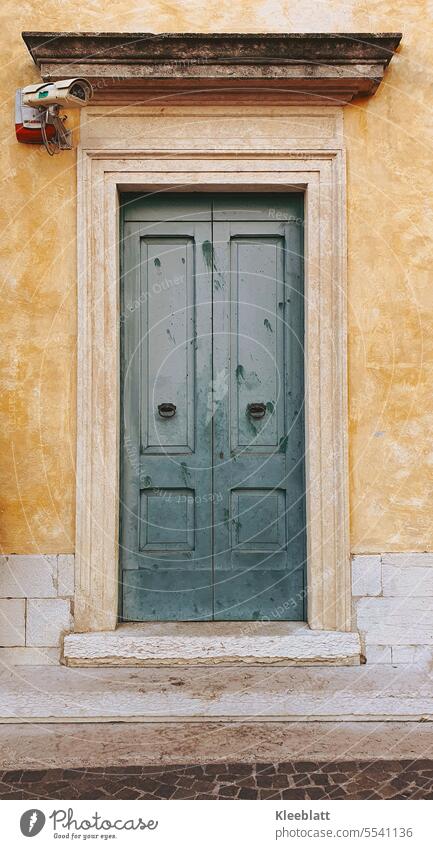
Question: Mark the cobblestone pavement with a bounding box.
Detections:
[1,760,433,800]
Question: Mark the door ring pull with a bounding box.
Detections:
[158,402,177,418]
[247,402,266,420]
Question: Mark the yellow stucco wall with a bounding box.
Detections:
[0,1,432,554]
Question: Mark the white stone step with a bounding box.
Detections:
[1,663,432,723]
[63,622,361,667]
[1,721,432,770]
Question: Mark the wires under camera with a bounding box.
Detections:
[40,106,72,155]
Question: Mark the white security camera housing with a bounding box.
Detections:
[22,78,93,109]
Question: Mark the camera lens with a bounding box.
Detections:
[70,83,86,101]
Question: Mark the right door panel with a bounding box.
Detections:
[212,195,306,620]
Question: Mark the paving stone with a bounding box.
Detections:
[293,773,312,786]
[116,787,143,799]
[311,774,331,786]
[102,765,143,775]
[140,765,172,775]
[202,764,226,775]
[362,792,383,799]
[306,787,326,799]
[259,790,282,799]
[0,791,26,799]
[255,763,276,774]
[390,776,412,789]
[270,776,291,788]
[218,786,238,797]
[406,759,433,770]
[238,788,258,799]
[1,760,433,800]
[256,776,275,788]
[282,789,309,799]
[1,770,22,782]
[63,769,86,780]
[171,788,196,799]
[329,772,349,783]
[325,787,348,799]
[236,777,257,788]
[257,775,288,788]
[223,764,253,775]
[191,780,213,793]
[195,794,217,800]
[293,761,320,772]
[184,765,206,777]
[175,775,194,788]
[20,770,47,782]
[156,783,174,799]
[40,781,71,793]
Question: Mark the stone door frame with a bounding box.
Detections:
[74,105,350,636]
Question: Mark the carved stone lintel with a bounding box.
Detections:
[22,31,401,105]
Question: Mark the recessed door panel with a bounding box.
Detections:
[140,237,195,453]
[230,235,285,451]
[230,489,286,551]
[139,488,195,552]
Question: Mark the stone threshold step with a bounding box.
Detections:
[63,622,361,667]
[2,722,433,769]
[1,664,432,724]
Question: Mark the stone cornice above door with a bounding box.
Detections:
[22,31,401,105]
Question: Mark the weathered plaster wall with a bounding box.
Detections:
[345,6,433,552]
[0,1,432,554]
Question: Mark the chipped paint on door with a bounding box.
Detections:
[120,193,306,621]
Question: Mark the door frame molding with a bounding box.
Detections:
[74,105,350,634]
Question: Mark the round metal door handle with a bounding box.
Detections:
[247,402,266,419]
[158,402,177,418]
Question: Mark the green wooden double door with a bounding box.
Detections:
[120,193,306,621]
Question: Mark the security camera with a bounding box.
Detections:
[22,78,93,109]
[16,77,93,153]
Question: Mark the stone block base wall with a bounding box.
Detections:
[1,553,432,666]
[353,554,433,665]
[0,555,74,665]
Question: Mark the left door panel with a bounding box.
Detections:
[120,195,213,620]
